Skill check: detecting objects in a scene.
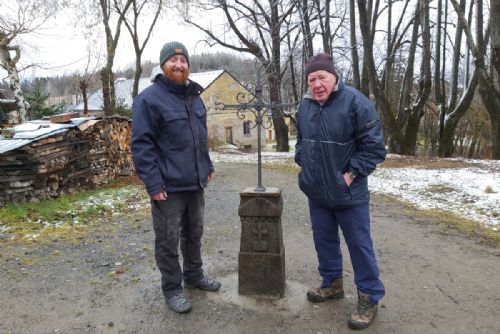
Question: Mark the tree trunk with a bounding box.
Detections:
[122,0,163,99]
[398,0,432,155]
[79,80,89,115]
[98,0,132,116]
[479,82,500,159]
[448,0,466,112]
[349,0,361,90]
[132,55,142,98]
[357,0,404,146]
[438,70,478,157]
[0,44,28,124]
[101,68,113,115]
[301,0,314,59]
[492,0,500,77]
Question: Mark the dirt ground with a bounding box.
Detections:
[1,162,499,334]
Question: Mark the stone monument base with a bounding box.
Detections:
[238,187,285,297]
[238,249,285,297]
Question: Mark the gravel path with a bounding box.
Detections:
[1,162,499,333]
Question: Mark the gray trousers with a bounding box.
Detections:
[151,190,205,299]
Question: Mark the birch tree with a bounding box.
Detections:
[0,0,58,123]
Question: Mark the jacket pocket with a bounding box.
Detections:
[160,109,188,122]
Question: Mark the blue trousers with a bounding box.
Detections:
[308,200,385,303]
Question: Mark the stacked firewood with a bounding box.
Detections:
[0,116,134,206]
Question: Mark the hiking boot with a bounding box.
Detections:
[166,293,192,314]
[348,290,378,330]
[306,277,344,303]
[185,276,221,291]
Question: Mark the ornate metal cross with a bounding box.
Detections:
[217,70,296,192]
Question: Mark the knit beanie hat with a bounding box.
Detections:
[159,41,189,67]
[304,53,337,79]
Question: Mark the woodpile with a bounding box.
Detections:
[0,117,134,206]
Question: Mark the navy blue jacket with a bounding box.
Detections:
[131,75,213,196]
[295,79,386,209]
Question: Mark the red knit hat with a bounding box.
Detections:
[305,53,337,79]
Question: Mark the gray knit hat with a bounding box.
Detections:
[305,53,337,79]
[159,41,189,67]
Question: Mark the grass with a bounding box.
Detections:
[426,184,456,194]
[484,186,497,194]
[375,193,500,247]
[0,180,148,241]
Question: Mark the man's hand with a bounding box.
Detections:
[208,172,214,183]
[151,191,168,201]
[343,172,354,186]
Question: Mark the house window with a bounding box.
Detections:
[243,121,251,136]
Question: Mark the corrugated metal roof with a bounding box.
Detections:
[0,117,96,154]
[0,138,32,154]
[72,69,226,112]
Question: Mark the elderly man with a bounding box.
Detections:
[131,41,220,314]
[295,53,386,330]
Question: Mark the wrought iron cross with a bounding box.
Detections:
[217,70,296,192]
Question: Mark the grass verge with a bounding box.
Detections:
[375,193,500,247]
[0,181,148,242]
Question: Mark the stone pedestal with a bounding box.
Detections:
[238,187,285,297]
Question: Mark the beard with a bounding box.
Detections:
[163,67,190,84]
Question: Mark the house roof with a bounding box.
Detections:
[72,69,225,112]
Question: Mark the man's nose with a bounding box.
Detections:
[173,59,185,67]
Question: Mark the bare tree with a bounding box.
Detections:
[451,0,499,159]
[297,0,314,59]
[80,36,104,115]
[0,0,58,123]
[120,0,164,98]
[97,0,133,116]
[356,0,431,155]
[184,0,298,152]
[392,0,431,154]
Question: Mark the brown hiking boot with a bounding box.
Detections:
[306,277,345,303]
[348,290,378,330]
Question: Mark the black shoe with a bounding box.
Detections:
[166,293,192,314]
[185,276,221,291]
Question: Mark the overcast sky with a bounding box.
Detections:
[2,4,226,80]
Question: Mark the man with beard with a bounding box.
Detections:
[131,41,220,314]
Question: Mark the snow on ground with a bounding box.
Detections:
[210,151,500,230]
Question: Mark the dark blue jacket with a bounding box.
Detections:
[131,75,213,196]
[295,79,386,209]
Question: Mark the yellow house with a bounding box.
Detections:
[196,70,264,150]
